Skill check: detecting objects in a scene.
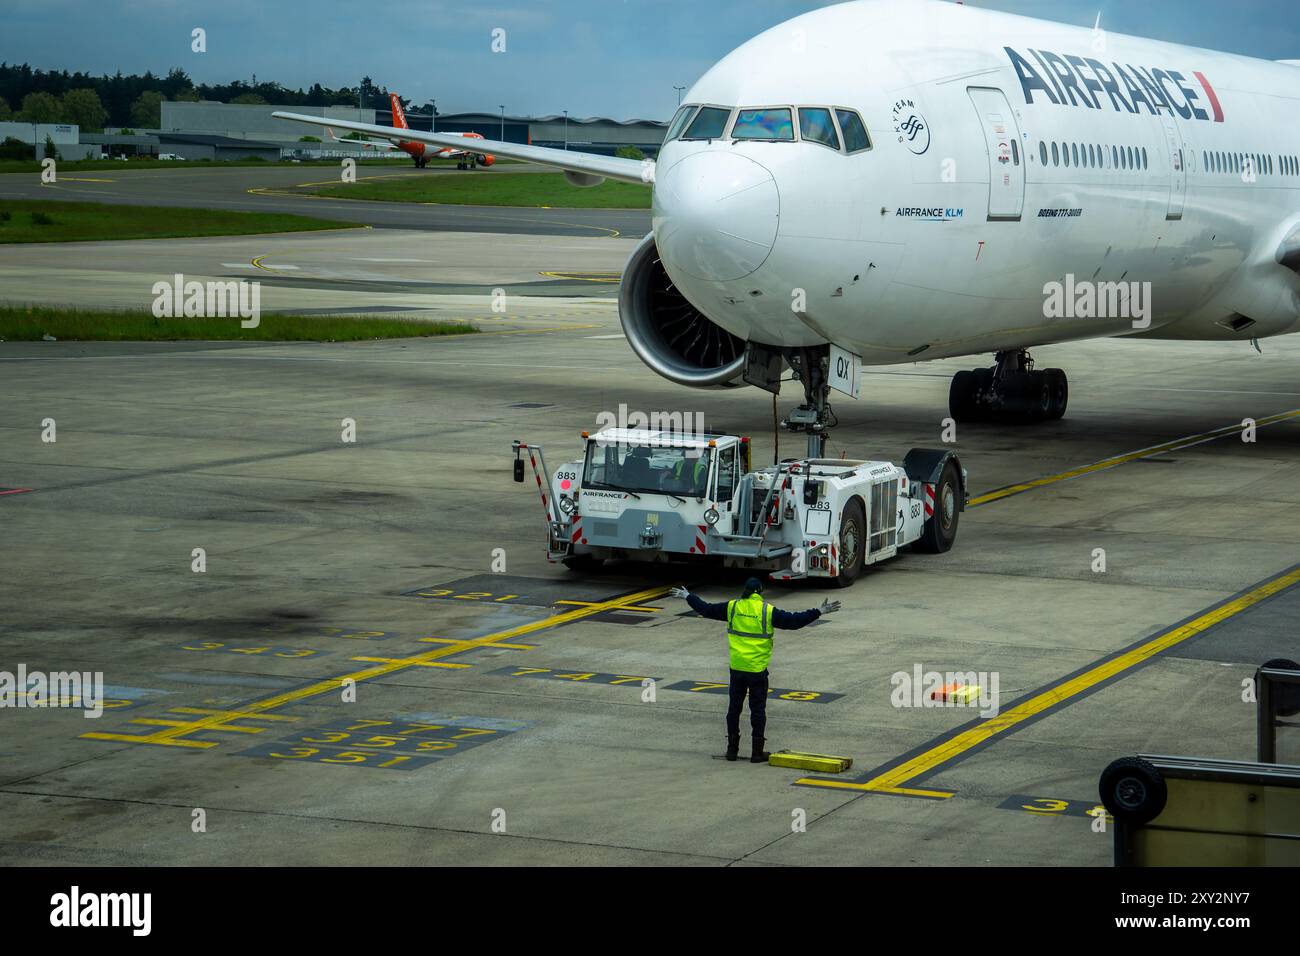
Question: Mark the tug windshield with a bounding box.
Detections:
[583,441,713,497]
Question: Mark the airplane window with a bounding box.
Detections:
[834,109,872,153]
[665,105,698,142]
[1071,143,1079,166]
[1202,150,1208,172]
[1011,139,1020,166]
[682,106,732,140]
[1039,141,1047,165]
[1143,147,1149,170]
[732,107,795,141]
[1061,143,1069,167]
[1112,145,1119,168]
[798,108,840,150]
[1052,142,1059,166]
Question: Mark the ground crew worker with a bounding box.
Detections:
[669,578,840,762]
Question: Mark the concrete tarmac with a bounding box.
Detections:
[0,164,651,237]
[2,314,1298,865]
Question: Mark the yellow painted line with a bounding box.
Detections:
[81,585,670,748]
[418,637,535,650]
[538,271,621,283]
[169,707,299,721]
[970,408,1300,507]
[53,177,114,183]
[798,565,1300,793]
[554,599,661,613]
[80,732,216,749]
[350,656,470,669]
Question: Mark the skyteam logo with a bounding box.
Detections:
[1004,46,1225,123]
[891,98,931,155]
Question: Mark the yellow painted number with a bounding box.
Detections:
[1022,798,1069,814]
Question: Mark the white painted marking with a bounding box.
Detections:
[583,334,626,340]
[351,257,431,263]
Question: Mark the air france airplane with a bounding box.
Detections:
[275,0,1300,435]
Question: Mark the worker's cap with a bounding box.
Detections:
[742,576,764,596]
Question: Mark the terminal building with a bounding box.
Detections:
[159,101,668,158]
[1,102,668,162]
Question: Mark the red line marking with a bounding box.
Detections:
[1194,72,1224,123]
[0,487,34,496]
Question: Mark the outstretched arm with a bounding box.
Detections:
[771,599,841,630]
[669,587,730,622]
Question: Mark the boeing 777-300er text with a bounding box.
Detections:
[275,0,1300,444]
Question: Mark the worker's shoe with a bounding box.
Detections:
[750,738,771,763]
[725,734,740,762]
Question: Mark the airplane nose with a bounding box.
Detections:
[653,152,779,282]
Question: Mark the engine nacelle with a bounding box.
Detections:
[476,153,495,167]
[618,233,748,388]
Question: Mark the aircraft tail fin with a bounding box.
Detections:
[390,93,409,130]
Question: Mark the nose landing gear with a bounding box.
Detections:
[949,349,1068,424]
[781,346,837,459]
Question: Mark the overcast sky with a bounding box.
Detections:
[4,0,1297,120]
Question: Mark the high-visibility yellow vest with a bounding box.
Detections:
[674,456,707,486]
[727,595,774,672]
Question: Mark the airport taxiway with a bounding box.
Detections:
[0,165,651,237]
[2,315,1298,865]
[1,171,1297,865]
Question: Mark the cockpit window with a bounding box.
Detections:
[835,108,872,153]
[798,107,840,150]
[682,106,732,140]
[731,107,795,141]
[665,105,698,142]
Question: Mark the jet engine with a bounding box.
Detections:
[476,153,495,167]
[618,233,747,387]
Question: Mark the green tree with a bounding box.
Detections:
[614,145,645,161]
[43,134,58,159]
[230,93,266,105]
[298,135,321,142]
[20,91,62,123]
[129,90,164,128]
[61,88,108,132]
[0,96,11,120]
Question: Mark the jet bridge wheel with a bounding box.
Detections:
[1099,756,1168,825]
[562,554,606,572]
[831,499,866,588]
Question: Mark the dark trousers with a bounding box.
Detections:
[726,668,769,740]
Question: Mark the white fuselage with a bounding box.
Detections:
[652,0,1300,366]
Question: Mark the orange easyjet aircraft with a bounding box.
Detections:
[327,94,496,169]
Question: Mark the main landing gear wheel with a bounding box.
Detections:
[832,498,866,588]
[914,460,960,554]
[948,351,1068,424]
[1099,756,1168,825]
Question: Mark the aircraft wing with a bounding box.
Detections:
[326,128,400,151]
[273,111,654,185]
